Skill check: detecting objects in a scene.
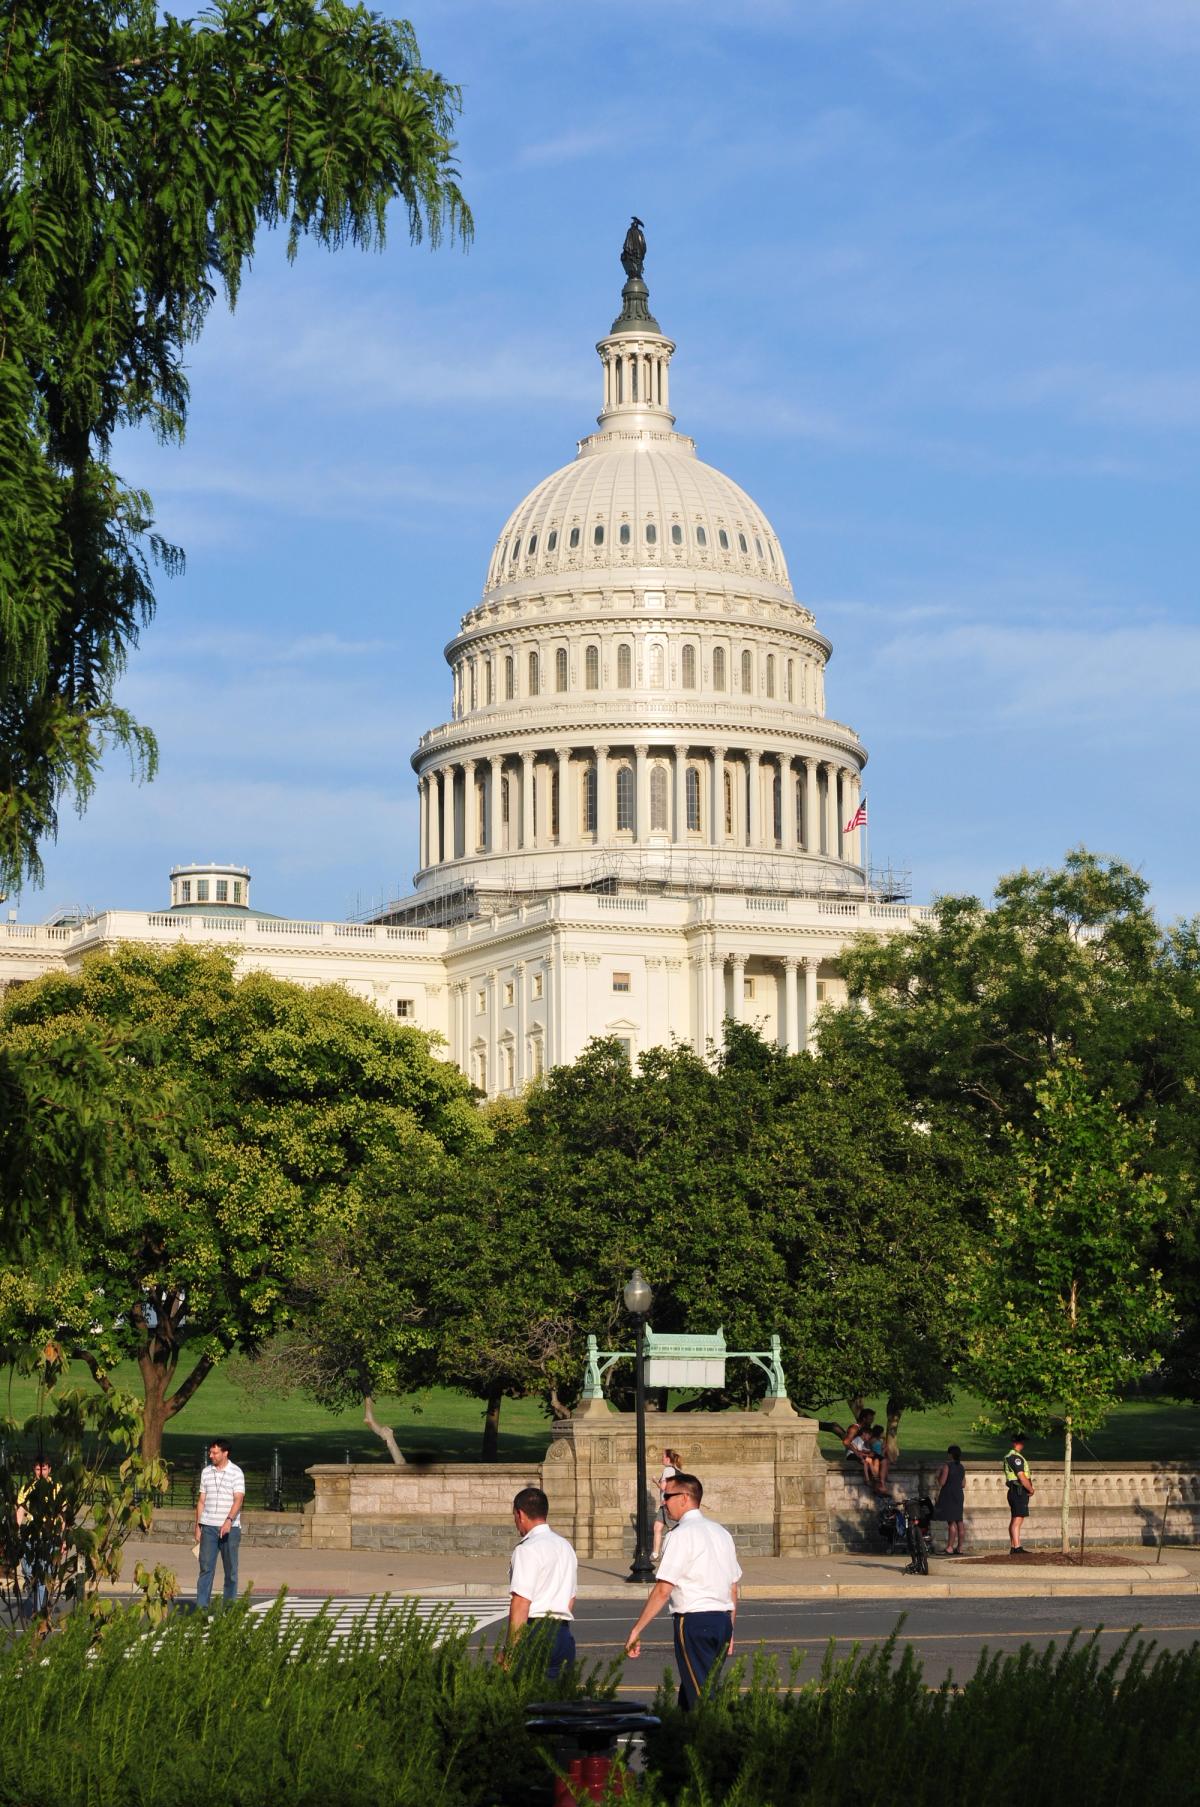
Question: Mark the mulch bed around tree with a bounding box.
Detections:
[962,1551,1143,1566]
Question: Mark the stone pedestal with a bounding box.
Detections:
[542,1396,828,1558]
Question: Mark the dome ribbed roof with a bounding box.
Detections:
[483,443,792,596]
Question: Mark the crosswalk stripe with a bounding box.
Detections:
[245,1594,510,1640]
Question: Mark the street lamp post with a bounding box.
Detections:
[623,1268,656,1584]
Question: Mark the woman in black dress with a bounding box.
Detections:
[934,1444,966,1554]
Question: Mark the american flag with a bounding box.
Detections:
[844,795,868,833]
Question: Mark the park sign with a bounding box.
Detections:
[644,1327,726,1388]
[581,1330,789,1400]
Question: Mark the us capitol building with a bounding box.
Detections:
[1,228,928,1095]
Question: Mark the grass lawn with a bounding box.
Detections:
[3,1362,1196,1479]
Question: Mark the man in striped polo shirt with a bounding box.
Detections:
[194,1438,246,1607]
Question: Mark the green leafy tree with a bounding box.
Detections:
[0,0,469,889]
[821,850,1200,1395]
[957,1063,1175,1549]
[0,945,481,1456]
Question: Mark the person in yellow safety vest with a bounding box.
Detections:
[1003,1435,1035,1555]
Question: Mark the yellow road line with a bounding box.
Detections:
[575,1621,1200,1652]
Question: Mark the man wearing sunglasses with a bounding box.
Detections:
[624,1471,740,1709]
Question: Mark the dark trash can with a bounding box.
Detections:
[525,1700,660,1804]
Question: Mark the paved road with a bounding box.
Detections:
[567,1594,1200,1688]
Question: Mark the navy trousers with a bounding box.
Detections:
[672,1610,733,1710]
[521,1617,576,1678]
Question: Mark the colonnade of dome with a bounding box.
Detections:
[410,256,868,897]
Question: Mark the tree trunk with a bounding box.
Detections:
[1061,1416,1073,1554]
[482,1386,503,1462]
[547,1388,573,1421]
[884,1396,904,1465]
[362,1394,405,1465]
[138,1350,177,1461]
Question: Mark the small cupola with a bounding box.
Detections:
[169,862,251,910]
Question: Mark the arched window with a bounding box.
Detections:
[754,536,763,558]
[696,525,708,548]
[786,659,794,703]
[741,650,753,693]
[796,777,804,846]
[469,663,477,710]
[528,534,538,555]
[738,532,748,553]
[476,778,487,850]
[773,770,782,843]
[617,643,632,688]
[547,529,558,551]
[681,644,697,689]
[551,771,560,838]
[569,526,581,549]
[593,523,605,546]
[619,523,631,546]
[504,655,515,701]
[511,538,521,562]
[718,529,730,550]
[645,522,657,544]
[631,358,639,401]
[686,766,701,832]
[555,647,568,693]
[766,654,776,698]
[616,357,624,403]
[713,646,726,691]
[650,766,668,832]
[724,770,734,836]
[582,765,597,834]
[671,523,683,546]
[649,643,665,688]
[485,660,494,705]
[616,765,634,831]
[528,650,540,697]
[585,643,600,690]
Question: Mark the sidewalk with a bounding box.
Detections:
[112,1536,1200,1601]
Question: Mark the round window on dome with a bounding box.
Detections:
[671,524,683,546]
[511,539,521,561]
[738,532,748,554]
[718,529,730,551]
[754,536,763,557]
[547,530,558,551]
[619,523,631,546]
[696,526,708,548]
[528,534,537,555]
[645,523,657,544]
[569,527,581,549]
[594,524,605,547]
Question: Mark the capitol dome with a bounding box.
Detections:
[408,229,868,909]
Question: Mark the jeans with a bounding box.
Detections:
[20,1559,47,1620]
[196,1524,241,1606]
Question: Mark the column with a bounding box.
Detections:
[729,954,746,1023]
[521,751,535,849]
[823,762,840,858]
[418,777,428,870]
[747,751,762,848]
[710,745,726,844]
[804,758,819,854]
[781,758,797,853]
[514,960,526,1087]
[448,764,462,860]
[428,768,442,867]
[634,743,650,843]
[557,748,573,844]
[595,744,611,840]
[712,953,727,1038]
[803,957,820,1050]
[673,743,688,844]
[783,956,802,1054]
[489,755,503,852]
[844,769,860,865]
[463,758,477,856]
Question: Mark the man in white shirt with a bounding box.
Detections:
[504,1485,578,1677]
[625,1472,740,1709]
[194,1438,246,1607]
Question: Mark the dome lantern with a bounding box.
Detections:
[595,216,676,431]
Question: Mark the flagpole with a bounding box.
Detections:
[863,814,869,902]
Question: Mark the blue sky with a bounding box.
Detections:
[20,0,1200,923]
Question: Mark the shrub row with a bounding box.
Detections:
[1,1603,1197,1806]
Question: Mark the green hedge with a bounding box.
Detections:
[2,1606,1198,1806]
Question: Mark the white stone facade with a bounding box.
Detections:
[0,252,928,1094]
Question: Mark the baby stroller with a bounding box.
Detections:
[877,1495,934,1575]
